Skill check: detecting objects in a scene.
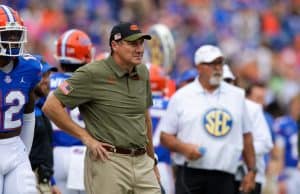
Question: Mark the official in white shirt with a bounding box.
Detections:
[223,64,273,194]
[159,45,256,194]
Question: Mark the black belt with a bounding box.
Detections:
[103,145,146,157]
[0,128,21,139]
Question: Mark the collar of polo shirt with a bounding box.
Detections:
[106,56,139,78]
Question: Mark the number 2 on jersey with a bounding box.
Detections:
[1,91,26,130]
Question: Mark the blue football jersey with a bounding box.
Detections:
[274,115,299,167]
[50,72,83,146]
[0,54,42,131]
[151,94,171,164]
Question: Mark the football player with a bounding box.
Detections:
[29,56,61,194]
[0,4,42,194]
[274,93,300,194]
[50,29,94,194]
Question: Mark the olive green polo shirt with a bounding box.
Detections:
[54,56,153,148]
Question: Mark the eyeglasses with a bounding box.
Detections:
[223,78,234,84]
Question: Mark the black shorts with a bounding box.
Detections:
[175,166,235,194]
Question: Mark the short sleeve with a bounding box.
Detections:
[29,58,42,90]
[157,95,179,135]
[242,98,253,134]
[146,78,153,108]
[54,66,93,109]
[252,105,274,154]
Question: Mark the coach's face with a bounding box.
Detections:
[198,57,224,86]
[114,38,145,66]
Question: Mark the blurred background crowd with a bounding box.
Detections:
[3,0,300,130]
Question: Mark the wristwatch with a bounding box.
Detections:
[247,166,258,173]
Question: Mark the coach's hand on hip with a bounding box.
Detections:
[83,135,114,161]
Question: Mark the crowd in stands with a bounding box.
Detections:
[6,0,300,148]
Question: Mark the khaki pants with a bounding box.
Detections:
[84,150,161,194]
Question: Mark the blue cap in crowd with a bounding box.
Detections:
[176,69,198,87]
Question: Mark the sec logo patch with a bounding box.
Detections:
[203,108,233,137]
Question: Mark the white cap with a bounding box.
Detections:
[194,45,223,66]
[223,64,235,80]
